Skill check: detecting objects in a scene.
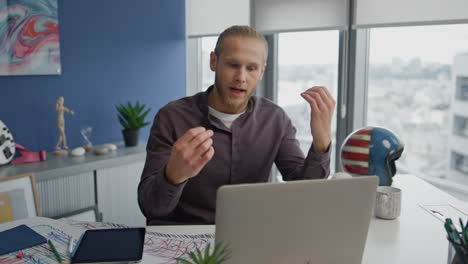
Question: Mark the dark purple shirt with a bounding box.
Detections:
[138,87,331,225]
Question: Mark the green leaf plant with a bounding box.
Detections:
[176,242,231,264]
[116,101,151,130]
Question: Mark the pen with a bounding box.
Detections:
[47,240,64,264]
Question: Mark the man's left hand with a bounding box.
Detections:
[301,86,336,153]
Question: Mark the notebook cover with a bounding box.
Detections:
[0,224,47,256]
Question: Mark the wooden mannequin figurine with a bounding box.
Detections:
[54,96,74,151]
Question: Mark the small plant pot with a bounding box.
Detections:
[122,129,139,147]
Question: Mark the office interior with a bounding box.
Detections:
[0,0,468,262]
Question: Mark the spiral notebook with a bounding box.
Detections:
[0,224,47,255]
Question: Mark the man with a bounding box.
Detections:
[138,25,336,225]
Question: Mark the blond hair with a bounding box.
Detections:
[214,25,268,61]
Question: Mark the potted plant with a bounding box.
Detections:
[176,242,231,264]
[116,101,151,147]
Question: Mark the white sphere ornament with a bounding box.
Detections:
[102,143,117,151]
[71,147,85,156]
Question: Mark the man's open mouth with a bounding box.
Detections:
[230,87,246,95]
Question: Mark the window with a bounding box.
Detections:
[456,76,468,101]
[201,36,218,91]
[367,25,468,189]
[277,31,340,177]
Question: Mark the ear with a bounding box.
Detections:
[210,51,217,72]
[258,63,267,80]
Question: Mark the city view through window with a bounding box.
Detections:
[201,37,217,91]
[277,31,339,177]
[368,25,468,192]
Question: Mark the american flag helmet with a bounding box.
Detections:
[340,126,404,186]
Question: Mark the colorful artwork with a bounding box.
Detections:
[144,231,215,264]
[63,219,215,264]
[0,217,216,264]
[0,0,61,75]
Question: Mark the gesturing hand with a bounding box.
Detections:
[165,127,215,184]
[301,86,336,153]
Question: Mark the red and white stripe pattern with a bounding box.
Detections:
[341,127,372,175]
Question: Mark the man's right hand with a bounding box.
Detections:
[165,127,215,184]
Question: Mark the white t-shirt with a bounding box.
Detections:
[208,106,244,130]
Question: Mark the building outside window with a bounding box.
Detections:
[277,31,339,178]
[367,25,468,199]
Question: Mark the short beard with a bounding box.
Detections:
[213,74,255,114]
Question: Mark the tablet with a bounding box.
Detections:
[71,228,146,264]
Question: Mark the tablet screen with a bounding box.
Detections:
[71,228,146,263]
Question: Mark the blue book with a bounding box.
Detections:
[0,224,47,256]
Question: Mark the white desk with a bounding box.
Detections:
[362,174,467,263]
[144,175,468,264]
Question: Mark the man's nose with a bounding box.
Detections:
[235,68,247,83]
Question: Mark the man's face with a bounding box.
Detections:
[209,36,266,114]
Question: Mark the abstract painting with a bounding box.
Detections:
[0,0,61,76]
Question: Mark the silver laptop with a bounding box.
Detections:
[215,176,378,264]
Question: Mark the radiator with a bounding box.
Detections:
[96,161,146,227]
[36,172,95,217]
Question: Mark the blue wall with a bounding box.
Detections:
[0,0,186,151]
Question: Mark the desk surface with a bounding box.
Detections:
[362,174,466,263]
[0,174,462,263]
[144,175,467,264]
